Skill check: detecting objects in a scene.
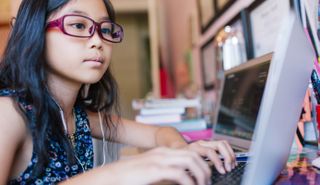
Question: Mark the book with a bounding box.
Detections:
[181,128,213,142]
[140,107,185,116]
[132,98,201,110]
[160,119,207,132]
[145,98,201,108]
[135,114,182,124]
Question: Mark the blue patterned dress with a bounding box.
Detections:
[0,89,94,185]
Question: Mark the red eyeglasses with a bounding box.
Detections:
[46,14,124,43]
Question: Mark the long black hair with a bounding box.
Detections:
[0,0,120,176]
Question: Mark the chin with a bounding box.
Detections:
[82,78,103,84]
[79,74,105,84]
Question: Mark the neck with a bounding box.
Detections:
[47,75,82,119]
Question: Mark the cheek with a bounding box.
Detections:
[45,33,84,64]
[103,46,112,64]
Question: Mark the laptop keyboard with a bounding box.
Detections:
[211,161,247,185]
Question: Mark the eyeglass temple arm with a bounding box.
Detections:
[46,19,61,28]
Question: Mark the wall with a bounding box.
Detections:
[0,0,12,57]
[0,0,10,23]
[0,0,21,57]
[0,25,10,56]
[111,13,151,119]
[159,0,254,95]
[159,0,198,94]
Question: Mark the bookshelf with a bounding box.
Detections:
[193,0,318,108]
[0,0,10,24]
[0,0,11,56]
[111,0,160,98]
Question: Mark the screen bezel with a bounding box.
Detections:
[212,52,273,150]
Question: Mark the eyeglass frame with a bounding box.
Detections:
[46,14,124,43]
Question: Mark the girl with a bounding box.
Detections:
[0,0,237,184]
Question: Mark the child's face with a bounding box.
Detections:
[45,0,113,85]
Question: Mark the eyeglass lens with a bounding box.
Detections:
[63,16,122,42]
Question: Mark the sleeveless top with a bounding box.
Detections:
[0,89,94,185]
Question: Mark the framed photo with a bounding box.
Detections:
[247,0,291,58]
[197,0,216,33]
[214,11,251,70]
[215,0,235,16]
[0,0,11,24]
[201,36,217,90]
[0,24,10,56]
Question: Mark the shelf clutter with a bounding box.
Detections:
[132,98,212,142]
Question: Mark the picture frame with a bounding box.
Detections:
[0,0,11,24]
[200,36,217,90]
[215,0,235,17]
[247,0,292,58]
[197,0,216,33]
[0,24,10,56]
[214,11,252,70]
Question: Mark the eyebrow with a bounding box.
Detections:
[67,10,110,21]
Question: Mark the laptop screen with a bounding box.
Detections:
[214,58,270,141]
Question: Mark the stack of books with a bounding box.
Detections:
[132,98,212,142]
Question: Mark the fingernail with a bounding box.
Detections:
[220,166,226,174]
[226,164,232,172]
[207,180,212,185]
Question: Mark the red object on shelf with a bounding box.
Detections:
[181,129,213,142]
[316,105,320,131]
[160,67,175,98]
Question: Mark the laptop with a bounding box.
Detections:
[213,52,272,152]
[210,10,315,185]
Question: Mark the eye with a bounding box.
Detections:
[101,28,111,35]
[71,23,86,30]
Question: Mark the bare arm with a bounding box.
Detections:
[87,111,237,174]
[0,97,26,184]
[87,111,187,148]
[59,147,211,185]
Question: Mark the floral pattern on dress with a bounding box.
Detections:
[0,89,94,185]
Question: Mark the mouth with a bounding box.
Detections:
[83,57,104,64]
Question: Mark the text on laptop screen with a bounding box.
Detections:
[215,61,270,140]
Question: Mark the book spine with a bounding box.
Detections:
[135,114,182,124]
[162,119,207,132]
[181,129,213,142]
[140,107,185,116]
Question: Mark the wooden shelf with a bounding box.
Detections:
[111,0,148,13]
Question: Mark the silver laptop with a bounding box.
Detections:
[213,53,272,151]
[211,10,315,185]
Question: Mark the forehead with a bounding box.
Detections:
[50,0,109,20]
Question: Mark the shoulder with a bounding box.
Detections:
[0,97,27,142]
[0,97,27,184]
[85,110,100,137]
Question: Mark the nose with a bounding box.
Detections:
[89,25,103,50]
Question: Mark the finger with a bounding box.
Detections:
[148,167,195,185]
[206,149,226,174]
[162,151,209,185]
[222,141,237,167]
[183,155,207,185]
[185,151,211,185]
[186,144,212,174]
[164,148,211,175]
[197,141,235,171]
[215,142,235,172]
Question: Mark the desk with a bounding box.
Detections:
[275,147,320,185]
[122,146,320,184]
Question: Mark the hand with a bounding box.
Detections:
[106,147,211,185]
[185,140,237,174]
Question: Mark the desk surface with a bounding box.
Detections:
[275,147,320,185]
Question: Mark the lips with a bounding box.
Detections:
[83,57,104,63]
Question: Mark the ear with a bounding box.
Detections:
[10,17,16,28]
